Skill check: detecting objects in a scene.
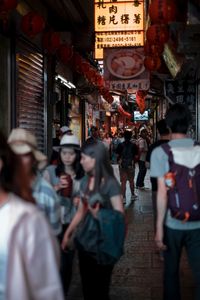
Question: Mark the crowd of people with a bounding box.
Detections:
[1,103,200,300]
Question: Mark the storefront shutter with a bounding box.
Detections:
[16,40,45,152]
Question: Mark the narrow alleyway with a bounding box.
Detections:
[68,168,195,300]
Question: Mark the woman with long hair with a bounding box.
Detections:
[62,141,124,300]
[0,131,64,300]
[43,134,84,297]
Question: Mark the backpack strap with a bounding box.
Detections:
[160,143,174,165]
[194,141,200,146]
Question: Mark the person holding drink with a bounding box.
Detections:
[43,134,84,297]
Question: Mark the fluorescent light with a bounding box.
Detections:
[55,74,76,89]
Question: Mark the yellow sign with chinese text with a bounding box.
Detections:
[95,30,144,59]
[95,1,144,32]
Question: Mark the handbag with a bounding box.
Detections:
[75,207,126,265]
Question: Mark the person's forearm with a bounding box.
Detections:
[64,206,85,237]
[156,188,167,230]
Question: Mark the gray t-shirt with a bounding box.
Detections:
[80,175,121,208]
[150,138,200,230]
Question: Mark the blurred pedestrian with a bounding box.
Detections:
[136,128,149,189]
[62,141,124,300]
[0,131,64,300]
[43,134,84,297]
[8,128,62,237]
[86,126,100,144]
[111,133,120,164]
[51,126,73,165]
[146,119,170,232]
[116,130,138,204]
[151,104,200,300]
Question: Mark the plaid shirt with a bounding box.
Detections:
[32,174,62,236]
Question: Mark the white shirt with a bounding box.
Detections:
[0,194,64,300]
[138,137,148,161]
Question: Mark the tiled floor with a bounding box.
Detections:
[68,167,195,300]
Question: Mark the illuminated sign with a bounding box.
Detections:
[103,47,150,91]
[95,1,144,32]
[95,30,144,59]
[94,0,144,60]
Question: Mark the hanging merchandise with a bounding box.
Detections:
[117,105,131,119]
[21,12,45,38]
[42,31,61,54]
[57,43,73,64]
[136,90,148,114]
[149,0,177,24]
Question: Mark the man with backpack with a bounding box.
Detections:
[116,130,138,205]
[150,103,200,300]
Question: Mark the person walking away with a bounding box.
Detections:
[116,130,138,205]
[150,103,200,300]
[103,132,112,158]
[62,141,124,300]
[146,119,170,232]
[136,129,148,189]
[111,133,120,164]
[43,134,84,297]
[0,131,64,300]
[8,128,62,237]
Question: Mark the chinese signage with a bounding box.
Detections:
[104,47,150,91]
[95,1,144,32]
[164,79,196,111]
[95,30,144,59]
[94,0,144,59]
[164,79,196,138]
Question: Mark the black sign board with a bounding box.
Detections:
[164,79,196,112]
[164,79,196,139]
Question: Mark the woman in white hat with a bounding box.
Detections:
[8,128,62,237]
[43,134,84,297]
[0,131,64,300]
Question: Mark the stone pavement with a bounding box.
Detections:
[68,167,195,300]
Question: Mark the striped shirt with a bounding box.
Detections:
[32,173,62,236]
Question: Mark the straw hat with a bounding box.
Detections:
[53,134,80,152]
[8,128,47,169]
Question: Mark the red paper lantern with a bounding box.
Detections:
[0,0,17,11]
[21,12,45,38]
[85,68,96,81]
[80,61,90,73]
[42,31,61,54]
[57,44,73,64]
[72,52,83,72]
[144,55,161,71]
[144,42,164,56]
[146,25,169,45]
[149,0,176,24]
[95,74,104,88]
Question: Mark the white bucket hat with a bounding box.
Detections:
[60,126,72,134]
[8,128,47,169]
[53,134,80,152]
